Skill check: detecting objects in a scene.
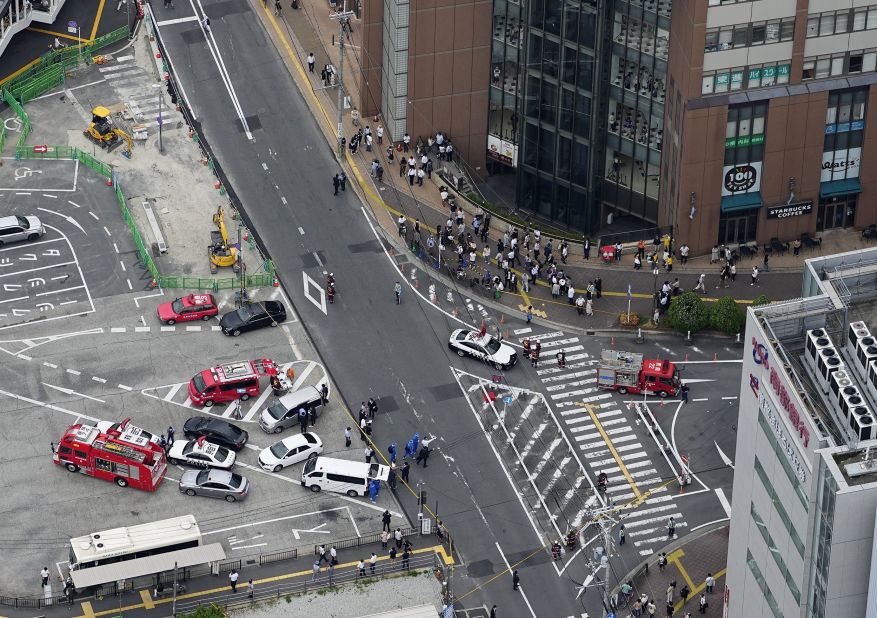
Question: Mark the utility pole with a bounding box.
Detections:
[329,4,355,157]
[575,502,620,615]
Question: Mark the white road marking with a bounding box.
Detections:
[17,353,31,360]
[113,242,119,253]
[118,384,133,391]
[119,261,126,272]
[68,200,81,208]
[164,383,184,401]
[43,362,58,369]
[35,285,84,297]
[715,488,732,518]
[495,542,538,618]
[88,211,99,220]
[36,207,86,234]
[66,369,81,376]
[135,326,150,332]
[103,226,111,236]
[110,327,126,333]
[302,271,327,315]
[298,227,304,235]
[42,382,105,403]
[127,279,133,290]
[92,377,107,384]
[43,194,57,199]
[0,389,100,422]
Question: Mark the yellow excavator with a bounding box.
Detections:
[210,206,240,273]
[84,106,133,158]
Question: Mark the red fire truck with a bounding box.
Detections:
[188,358,278,407]
[53,418,167,491]
[596,350,681,397]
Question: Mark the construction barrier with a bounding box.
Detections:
[0,121,6,154]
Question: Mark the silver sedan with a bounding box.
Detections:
[179,469,250,502]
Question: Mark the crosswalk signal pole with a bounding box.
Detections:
[329,5,355,157]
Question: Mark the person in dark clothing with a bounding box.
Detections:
[401,461,410,483]
[332,174,340,196]
[415,445,430,467]
[388,466,397,490]
[594,277,602,298]
[512,570,520,591]
[382,510,392,532]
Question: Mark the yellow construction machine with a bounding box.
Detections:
[210,206,240,273]
[84,106,133,158]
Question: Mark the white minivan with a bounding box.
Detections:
[259,386,325,433]
[301,457,389,497]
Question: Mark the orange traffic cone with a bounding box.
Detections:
[151,278,157,289]
[106,178,113,187]
[273,276,279,288]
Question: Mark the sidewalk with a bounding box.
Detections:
[613,524,729,617]
[255,3,870,330]
[72,536,451,618]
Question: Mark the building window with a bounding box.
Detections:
[705,19,794,53]
[750,503,802,604]
[753,456,806,558]
[808,6,877,38]
[807,459,837,618]
[747,551,784,618]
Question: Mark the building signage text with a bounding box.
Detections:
[751,337,811,449]
[766,201,813,219]
[760,394,808,484]
[821,147,861,183]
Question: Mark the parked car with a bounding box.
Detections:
[0,215,45,246]
[220,301,286,336]
[167,437,236,469]
[157,293,219,325]
[258,432,323,472]
[183,417,249,451]
[178,469,249,502]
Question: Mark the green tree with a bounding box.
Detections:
[752,294,771,306]
[709,296,746,335]
[667,292,711,334]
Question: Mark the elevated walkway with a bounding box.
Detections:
[0,0,66,57]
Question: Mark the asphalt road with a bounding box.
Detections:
[152,3,742,616]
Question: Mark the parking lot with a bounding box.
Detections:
[0,157,141,331]
[0,290,400,595]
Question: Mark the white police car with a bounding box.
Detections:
[167,436,236,469]
[448,328,518,370]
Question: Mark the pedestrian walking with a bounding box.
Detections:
[680,584,690,604]
[658,552,667,571]
[699,593,708,613]
[586,298,594,317]
[394,528,403,549]
[526,305,533,324]
[298,407,308,433]
[229,569,239,592]
[415,444,430,467]
[202,15,211,31]
[666,584,674,604]
[344,426,352,447]
[402,548,410,570]
[339,172,347,191]
[306,52,315,72]
[327,562,335,586]
[63,576,74,604]
[490,605,498,618]
[619,524,626,545]
[273,0,281,15]
[247,579,254,599]
[705,573,714,593]
[330,545,338,564]
[681,385,689,404]
[666,602,674,617]
[318,544,328,564]
[751,266,760,286]
[763,253,770,272]
[365,445,374,463]
[332,174,340,196]
[381,529,389,549]
[167,426,175,445]
[312,561,321,581]
[694,274,706,294]
[667,516,676,538]
[401,461,410,483]
[382,509,392,532]
[512,570,520,591]
[388,464,397,490]
[40,567,50,587]
[370,552,377,574]
[358,559,366,577]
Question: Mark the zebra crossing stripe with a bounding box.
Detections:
[565,416,595,427]
[543,370,594,384]
[538,337,581,348]
[627,514,685,536]
[621,503,680,523]
[524,331,565,341]
[98,64,136,73]
[545,377,596,391]
[513,327,532,335]
[550,388,598,401]
[614,443,645,454]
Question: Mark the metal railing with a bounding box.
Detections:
[259,548,298,566]
[313,527,417,555]
[3,90,30,147]
[173,553,437,614]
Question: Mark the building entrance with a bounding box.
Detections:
[718,209,758,246]
[817,195,857,231]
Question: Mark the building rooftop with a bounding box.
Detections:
[751,247,877,460]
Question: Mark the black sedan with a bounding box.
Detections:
[219,301,286,336]
[183,417,249,451]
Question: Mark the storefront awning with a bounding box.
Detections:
[720,192,762,213]
[820,178,861,198]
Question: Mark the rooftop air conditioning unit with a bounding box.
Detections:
[855,339,877,382]
[806,329,833,369]
[849,321,871,349]
[840,385,866,421]
[849,405,875,441]
[830,369,853,398]
[817,346,843,394]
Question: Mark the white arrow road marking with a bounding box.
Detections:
[42,382,106,404]
[714,440,735,469]
[302,272,327,315]
[291,523,330,540]
[715,487,732,518]
[37,207,86,234]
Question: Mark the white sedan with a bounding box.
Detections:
[449,329,518,370]
[167,437,236,469]
[258,432,323,472]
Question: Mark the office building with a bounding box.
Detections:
[726,247,877,617]
[660,0,877,256]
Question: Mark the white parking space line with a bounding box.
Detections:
[164,383,184,401]
[88,211,99,220]
[42,382,105,404]
[35,285,85,297]
[0,295,30,304]
[0,261,77,279]
[43,194,57,198]
[103,226,111,236]
[43,362,58,369]
[68,200,81,208]
[66,369,81,375]
[118,384,133,391]
[110,327,126,333]
[92,377,107,384]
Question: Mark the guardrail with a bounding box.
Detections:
[3,90,30,147]
[312,527,418,555]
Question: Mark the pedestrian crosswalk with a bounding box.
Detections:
[513,329,688,557]
[96,58,167,126]
[141,360,327,423]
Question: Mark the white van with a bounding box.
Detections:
[259,386,325,433]
[301,457,389,497]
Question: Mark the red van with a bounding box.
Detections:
[188,359,277,407]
